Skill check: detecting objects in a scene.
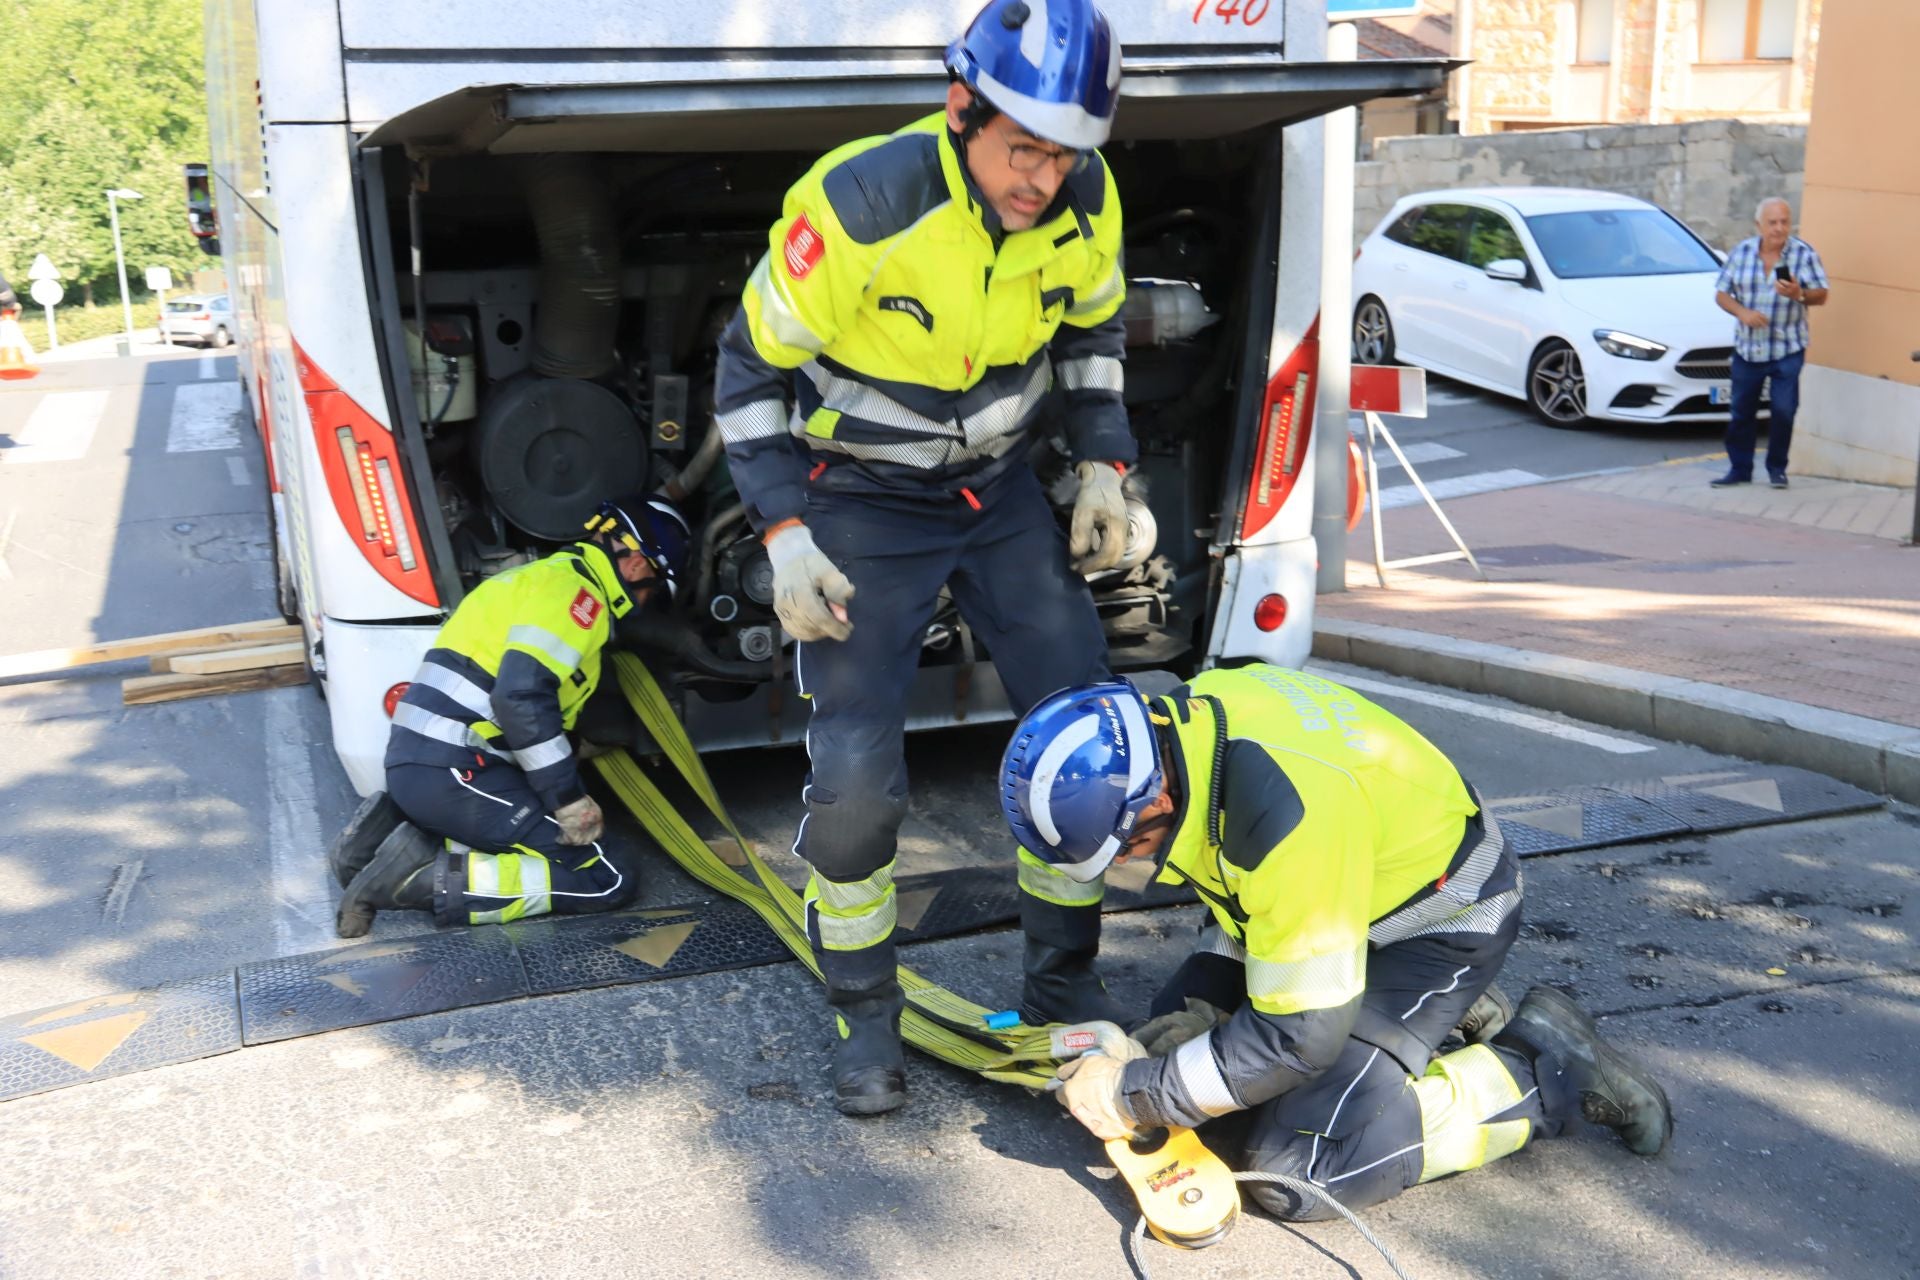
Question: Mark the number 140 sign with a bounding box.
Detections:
[1192,0,1272,24]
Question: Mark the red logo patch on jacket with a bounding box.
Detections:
[569,589,602,630]
[783,213,825,280]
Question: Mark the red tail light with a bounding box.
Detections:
[1239,323,1320,540]
[383,682,410,717]
[192,312,211,321]
[1253,594,1289,632]
[294,340,439,607]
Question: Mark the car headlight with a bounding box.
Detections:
[1593,330,1669,361]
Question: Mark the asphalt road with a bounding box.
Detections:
[1352,373,1734,527]
[0,353,1913,1279]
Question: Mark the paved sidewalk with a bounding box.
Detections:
[1319,457,1920,798]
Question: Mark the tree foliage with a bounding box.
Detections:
[0,0,211,306]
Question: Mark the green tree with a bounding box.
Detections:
[0,0,211,309]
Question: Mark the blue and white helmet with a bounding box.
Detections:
[587,493,692,600]
[1001,680,1163,883]
[947,0,1123,151]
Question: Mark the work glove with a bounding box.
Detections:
[1131,997,1230,1057]
[1050,1020,1149,1064]
[1052,1053,1141,1142]
[765,523,855,643]
[1069,461,1129,574]
[552,794,604,846]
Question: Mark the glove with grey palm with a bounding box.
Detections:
[1131,996,1231,1057]
[1069,461,1129,574]
[552,794,604,846]
[765,522,855,642]
[1052,1053,1143,1142]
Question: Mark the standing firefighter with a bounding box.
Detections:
[714,0,1137,1114]
[1002,668,1674,1218]
[330,495,690,937]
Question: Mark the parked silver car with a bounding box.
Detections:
[159,294,234,348]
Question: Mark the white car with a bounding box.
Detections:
[1352,188,1760,426]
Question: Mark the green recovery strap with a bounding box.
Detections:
[594,653,1073,1088]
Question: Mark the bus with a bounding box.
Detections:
[200,0,1445,796]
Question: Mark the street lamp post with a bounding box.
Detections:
[105,188,143,352]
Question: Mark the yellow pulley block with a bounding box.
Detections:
[1107,1125,1240,1250]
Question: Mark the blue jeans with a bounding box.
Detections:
[1726,349,1804,479]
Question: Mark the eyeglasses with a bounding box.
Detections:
[1004,137,1086,176]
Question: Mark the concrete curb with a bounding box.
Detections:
[1314,618,1920,805]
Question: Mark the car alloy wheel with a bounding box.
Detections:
[1528,342,1588,426]
[1352,298,1395,366]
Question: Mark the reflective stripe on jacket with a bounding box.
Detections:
[1121,666,1518,1130]
[384,543,634,812]
[714,112,1132,530]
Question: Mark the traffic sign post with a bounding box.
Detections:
[1349,364,1485,587]
[26,258,63,350]
[1327,1,1421,18]
[146,266,175,345]
[29,279,63,349]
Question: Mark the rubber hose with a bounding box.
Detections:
[522,155,622,380]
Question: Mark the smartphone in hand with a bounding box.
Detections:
[1775,262,1794,283]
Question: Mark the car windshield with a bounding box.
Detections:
[1524,209,1720,279]
[166,300,204,312]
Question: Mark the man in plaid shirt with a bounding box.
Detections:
[1712,197,1830,488]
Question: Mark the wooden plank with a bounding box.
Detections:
[121,664,310,707]
[148,636,309,673]
[0,620,300,681]
[162,642,306,677]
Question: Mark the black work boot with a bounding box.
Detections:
[1019,938,1132,1026]
[335,822,439,939]
[328,790,405,888]
[1498,986,1673,1156]
[1456,985,1514,1044]
[828,982,907,1117]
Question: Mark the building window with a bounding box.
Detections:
[1699,0,1796,62]
[1577,0,1614,64]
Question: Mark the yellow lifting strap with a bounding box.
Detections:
[595,652,1072,1088]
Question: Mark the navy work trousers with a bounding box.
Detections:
[1235,906,1552,1220]
[794,463,1110,949]
[1726,348,1803,480]
[386,758,638,926]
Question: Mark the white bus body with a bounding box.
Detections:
[203,0,1446,795]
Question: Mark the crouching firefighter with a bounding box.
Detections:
[713,0,1138,1116]
[1001,667,1674,1220]
[330,494,692,938]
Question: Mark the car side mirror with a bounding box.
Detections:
[1484,258,1528,283]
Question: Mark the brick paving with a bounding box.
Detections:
[1325,460,1920,727]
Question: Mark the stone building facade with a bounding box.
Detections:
[1455,0,1823,134]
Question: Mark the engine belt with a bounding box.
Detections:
[594,652,1073,1088]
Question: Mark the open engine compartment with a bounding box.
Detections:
[367,129,1278,700]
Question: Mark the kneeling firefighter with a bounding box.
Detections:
[713,0,1138,1115]
[331,494,691,938]
[1002,667,1673,1220]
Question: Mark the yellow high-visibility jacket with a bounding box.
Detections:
[385,542,635,812]
[1120,666,1520,1130]
[714,112,1133,530]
